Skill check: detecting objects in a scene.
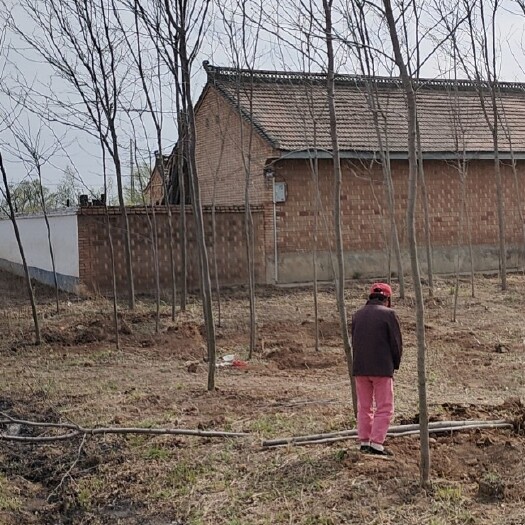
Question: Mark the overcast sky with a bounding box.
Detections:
[1,0,525,196]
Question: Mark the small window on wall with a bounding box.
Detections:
[274,181,287,203]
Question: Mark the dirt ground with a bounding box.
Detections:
[1,269,525,524]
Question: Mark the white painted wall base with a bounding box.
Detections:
[0,210,80,292]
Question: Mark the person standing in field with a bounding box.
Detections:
[351,282,403,456]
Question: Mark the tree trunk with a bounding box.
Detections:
[310,147,320,353]
[101,146,120,350]
[36,164,60,314]
[177,121,188,312]
[110,132,135,310]
[0,152,41,345]
[490,5,507,291]
[323,0,357,418]
[211,192,222,327]
[493,134,506,290]
[133,148,161,332]
[244,184,256,359]
[453,155,467,323]
[416,122,434,297]
[162,158,177,322]
[499,118,525,271]
[383,0,430,487]
[105,212,121,350]
[179,32,216,391]
[237,71,257,360]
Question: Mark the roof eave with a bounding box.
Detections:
[275,149,525,161]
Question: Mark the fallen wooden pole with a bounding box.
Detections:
[0,413,515,447]
[389,422,513,437]
[0,413,250,444]
[261,420,513,448]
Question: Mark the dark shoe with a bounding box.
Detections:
[359,445,371,453]
[368,446,393,457]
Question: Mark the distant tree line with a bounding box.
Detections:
[0,164,151,215]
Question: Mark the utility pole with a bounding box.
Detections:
[130,138,135,201]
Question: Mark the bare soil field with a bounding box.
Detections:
[1,269,525,524]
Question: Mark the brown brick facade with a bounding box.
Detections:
[192,82,525,282]
[144,170,164,205]
[265,157,525,281]
[77,155,525,294]
[272,158,525,253]
[194,86,278,282]
[77,206,266,294]
[131,80,525,287]
[194,87,276,207]
[13,79,523,294]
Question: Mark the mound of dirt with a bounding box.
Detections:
[40,317,137,347]
[41,329,70,345]
[263,345,336,370]
[166,322,204,340]
[135,322,207,360]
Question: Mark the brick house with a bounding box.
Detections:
[166,63,525,283]
[144,154,170,205]
[5,66,525,294]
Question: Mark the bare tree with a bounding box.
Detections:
[6,122,61,314]
[451,110,471,320]
[114,1,179,322]
[134,0,217,389]
[383,0,430,486]
[345,0,406,298]
[176,121,188,312]
[0,152,41,345]
[0,23,41,343]
[498,105,525,272]
[445,40,476,319]
[180,31,217,390]
[209,101,228,329]
[404,0,435,297]
[130,1,194,316]
[416,122,434,297]
[322,0,357,417]
[129,141,162,333]
[480,0,506,291]
[101,145,121,350]
[449,0,508,290]
[12,0,137,308]
[301,83,322,352]
[216,0,262,359]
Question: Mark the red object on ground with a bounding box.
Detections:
[232,360,248,368]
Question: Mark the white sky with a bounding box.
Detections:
[1,0,525,195]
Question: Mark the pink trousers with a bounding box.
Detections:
[355,376,394,445]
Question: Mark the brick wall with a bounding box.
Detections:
[194,86,276,207]
[137,82,525,285]
[145,170,164,205]
[194,86,278,282]
[270,158,525,279]
[76,157,525,292]
[77,206,266,295]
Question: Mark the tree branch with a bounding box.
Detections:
[0,412,249,443]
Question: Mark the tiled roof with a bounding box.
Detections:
[204,63,525,156]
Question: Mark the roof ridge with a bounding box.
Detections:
[202,61,525,93]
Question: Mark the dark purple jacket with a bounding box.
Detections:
[351,298,403,377]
